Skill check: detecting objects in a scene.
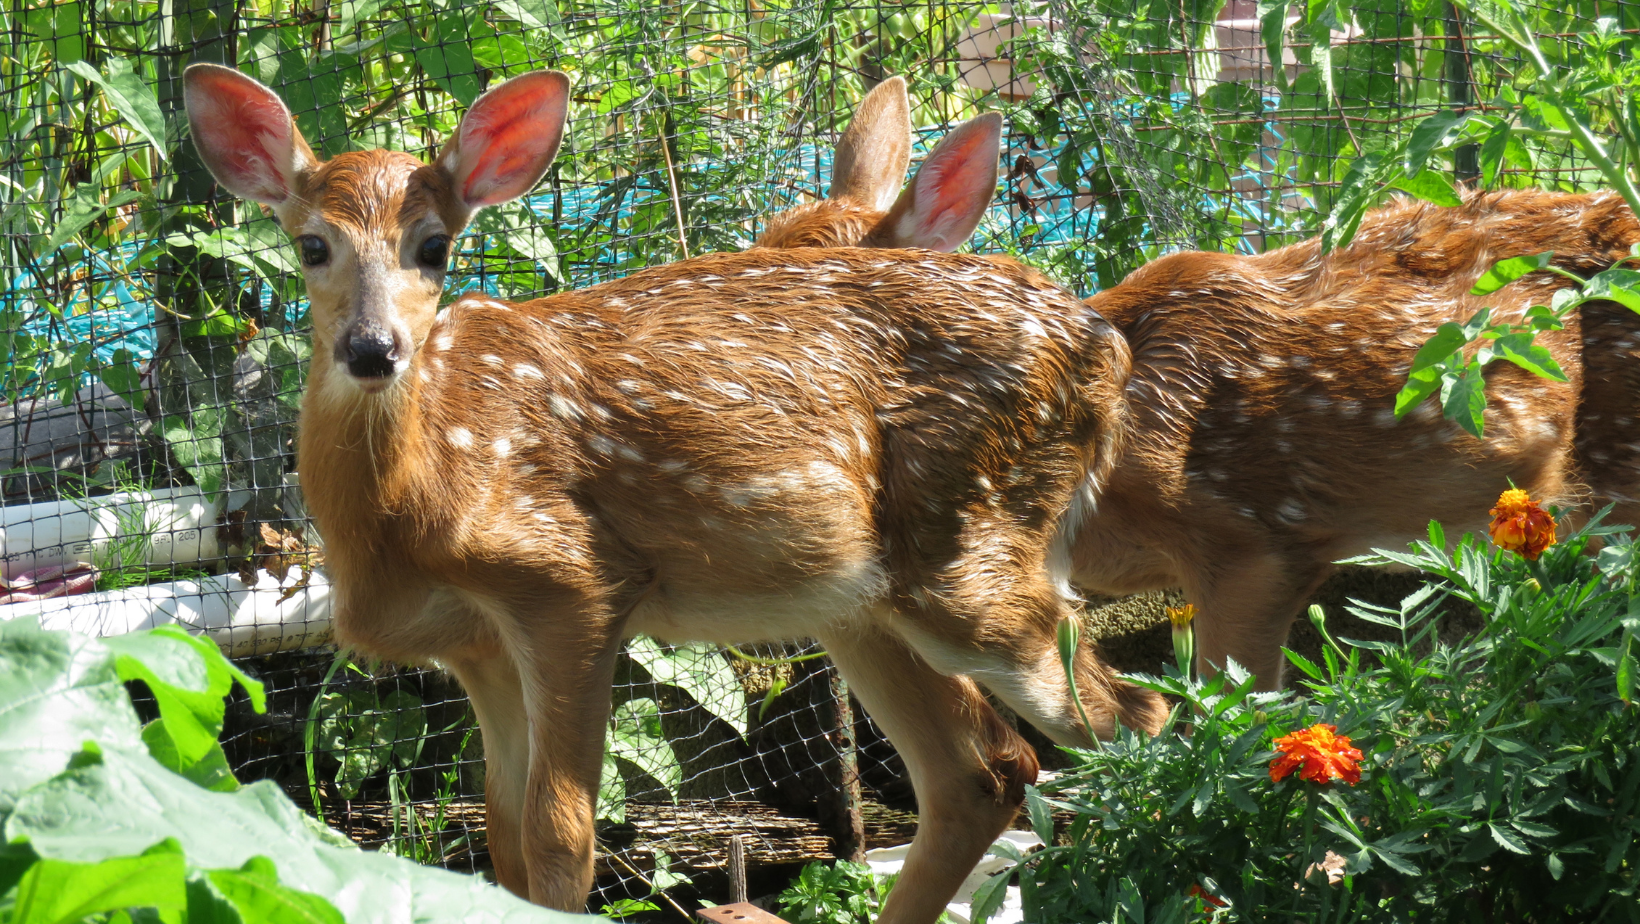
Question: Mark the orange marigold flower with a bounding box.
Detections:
[1269,723,1363,785]
[1187,884,1227,909]
[1166,604,1197,628]
[1488,488,1556,560]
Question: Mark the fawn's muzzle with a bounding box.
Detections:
[342,320,402,380]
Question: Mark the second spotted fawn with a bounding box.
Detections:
[762,79,1635,690]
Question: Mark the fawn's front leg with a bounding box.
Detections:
[445,650,531,897]
[505,596,626,910]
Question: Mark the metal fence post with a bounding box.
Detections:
[1444,2,1480,184]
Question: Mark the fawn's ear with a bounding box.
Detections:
[184,64,317,205]
[829,76,912,213]
[872,112,1001,252]
[437,70,570,209]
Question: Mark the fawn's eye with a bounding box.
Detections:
[418,234,450,269]
[297,235,329,267]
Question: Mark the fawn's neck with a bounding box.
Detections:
[298,353,447,558]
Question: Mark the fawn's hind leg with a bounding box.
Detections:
[821,621,1038,924]
[896,555,1168,746]
[1187,549,1331,691]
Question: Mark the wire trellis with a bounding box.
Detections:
[0,0,1630,911]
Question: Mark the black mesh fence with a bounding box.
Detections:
[1,0,1633,911]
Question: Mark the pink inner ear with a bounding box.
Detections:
[911,119,1000,250]
[190,72,295,201]
[457,76,567,207]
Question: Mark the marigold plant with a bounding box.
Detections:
[1488,488,1557,560]
[986,514,1640,923]
[1269,724,1363,785]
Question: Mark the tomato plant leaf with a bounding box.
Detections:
[1472,252,1554,295]
[1392,168,1463,207]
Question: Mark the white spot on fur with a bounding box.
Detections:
[549,395,583,420]
[448,427,474,449]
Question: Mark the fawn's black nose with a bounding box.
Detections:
[343,321,400,379]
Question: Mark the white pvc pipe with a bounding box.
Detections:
[0,566,333,657]
[1,487,220,579]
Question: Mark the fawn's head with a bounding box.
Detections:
[183,64,569,395]
[756,76,1002,252]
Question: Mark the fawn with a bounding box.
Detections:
[183,64,1166,920]
[760,81,1637,688]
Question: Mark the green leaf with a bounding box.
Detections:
[626,637,747,736]
[1394,366,1443,418]
[1441,363,1487,438]
[99,348,147,412]
[606,698,682,796]
[1026,788,1054,845]
[312,689,426,800]
[1392,168,1462,207]
[1412,321,1470,372]
[1257,0,1291,92]
[40,185,143,255]
[1472,252,1554,295]
[65,58,167,159]
[1511,819,1559,839]
[177,220,298,281]
[105,627,264,768]
[1321,152,1395,253]
[968,869,1012,924]
[470,201,561,287]
[0,619,144,814]
[757,675,787,722]
[333,0,386,36]
[9,849,187,924]
[1520,95,1570,132]
[1583,269,1640,314]
[161,410,228,499]
[596,751,626,823]
[1489,822,1531,854]
[1369,844,1422,876]
[1282,647,1323,680]
[1491,332,1568,382]
[416,13,482,105]
[1617,633,1635,706]
[143,721,239,792]
[6,744,588,923]
[1479,120,1512,186]
[490,0,559,29]
[207,857,345,924]
[182,307,255,340]
[1405,110,1470,176]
